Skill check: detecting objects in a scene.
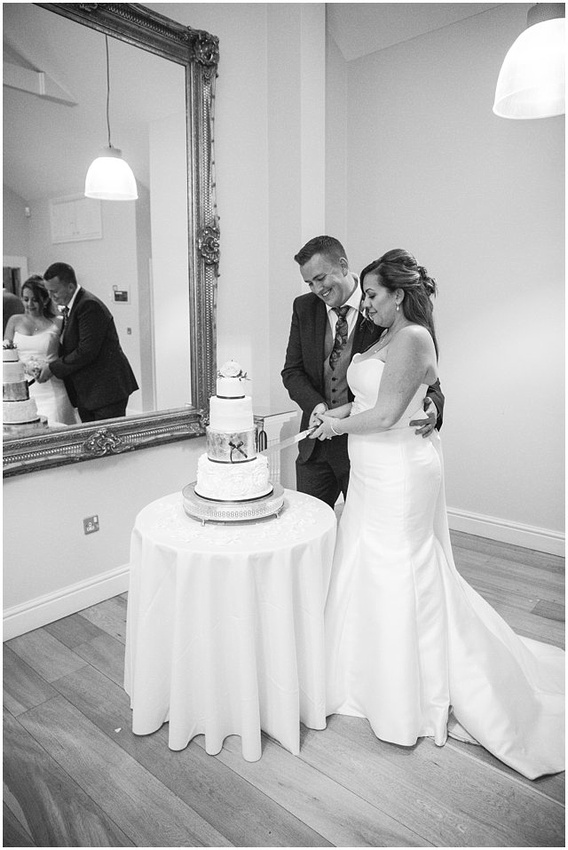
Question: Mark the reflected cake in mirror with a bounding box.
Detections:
[194,360,271,501]
[3,342,46,434]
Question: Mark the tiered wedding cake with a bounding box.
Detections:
[3,342,42,430]
[194,360,271,501]
[184,360,284,522]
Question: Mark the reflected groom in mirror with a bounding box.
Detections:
[38,262,138,422]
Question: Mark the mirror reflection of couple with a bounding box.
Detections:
[282,236,564,780]
[3,262,138,426]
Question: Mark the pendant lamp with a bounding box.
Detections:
[85,35,138,200]
[493,3,565,119]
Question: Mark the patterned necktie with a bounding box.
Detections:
[329,306,350,370]
[61,306,69,335]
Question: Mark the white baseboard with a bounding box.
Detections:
[447,507,565,557]
[3,564,130,641]
[4,509,564,641]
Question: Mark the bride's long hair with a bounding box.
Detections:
[21,275,57,320]
[360,249,439,358]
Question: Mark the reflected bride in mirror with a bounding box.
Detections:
[4,274,79,427]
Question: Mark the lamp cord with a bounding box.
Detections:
[105,35,112,149]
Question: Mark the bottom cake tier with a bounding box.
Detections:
[3,398,40,424]
[183,482,285,523]
[3,415,48,436]
[194,453,271,502]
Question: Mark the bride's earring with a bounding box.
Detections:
[396,303,400,312]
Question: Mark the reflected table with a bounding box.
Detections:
[124,489,336,761]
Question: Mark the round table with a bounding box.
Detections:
[124,488,336,761]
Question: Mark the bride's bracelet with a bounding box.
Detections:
[329,419,342,436]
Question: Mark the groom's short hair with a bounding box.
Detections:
[44,262,77,287]
[294,235,348,267]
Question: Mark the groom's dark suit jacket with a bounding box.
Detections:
[49,287,138,413]
[282,292,444,465]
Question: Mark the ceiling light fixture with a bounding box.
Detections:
[85,35,138,200]
[493,3,565,119]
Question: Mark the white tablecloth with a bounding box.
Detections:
[124,489,336,761]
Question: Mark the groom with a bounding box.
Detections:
[282,235,445,507]
[38,262,138,422]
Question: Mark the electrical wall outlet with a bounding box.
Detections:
[83,515,99,534]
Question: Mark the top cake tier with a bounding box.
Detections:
[216,359,248,398]
[217,375,245,398]
[3,348,19,363]
[3,345,26,384]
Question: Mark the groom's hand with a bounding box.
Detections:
[309,402,328,430]
[37,364,53,384]
[410,397,436,438]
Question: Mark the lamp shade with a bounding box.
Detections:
[85,146,138,200]
[493,17,565,119]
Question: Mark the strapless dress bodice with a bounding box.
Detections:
[348,353,429,428]
[13,328,60,363]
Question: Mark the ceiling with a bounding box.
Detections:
[327,3,506,61]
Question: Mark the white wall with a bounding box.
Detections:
[325,26,348,242]
[330,4,564,545]
[149,111,191,410]
[266,3,327,419]
[3,438,204,638]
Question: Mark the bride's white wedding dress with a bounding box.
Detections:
[14,329,78,426]
[325,351,564,780]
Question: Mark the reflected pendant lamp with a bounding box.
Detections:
[85,35,138,200]
[493,3,565,119]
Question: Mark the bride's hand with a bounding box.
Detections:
[311,415,339,441]
[37,364,52,384]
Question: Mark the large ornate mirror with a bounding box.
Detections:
[3,2,219,476]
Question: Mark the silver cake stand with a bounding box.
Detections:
[182,482,285,524]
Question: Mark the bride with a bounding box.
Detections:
[311,248,564,780]
[4,275,78,426]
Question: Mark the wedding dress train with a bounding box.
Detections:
[324,353,564,780]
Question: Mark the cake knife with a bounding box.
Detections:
[259,427,317,455]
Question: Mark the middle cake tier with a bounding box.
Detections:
[209,395,253,432]
[206,427,257,463]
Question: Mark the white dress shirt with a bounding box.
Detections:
[325,275,363,339]
[62,284,82,316]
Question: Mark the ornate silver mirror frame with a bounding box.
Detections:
[3,2,219,478]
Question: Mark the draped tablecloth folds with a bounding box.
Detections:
[124,489,336,761]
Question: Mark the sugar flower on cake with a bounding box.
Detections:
[218,359,248,380]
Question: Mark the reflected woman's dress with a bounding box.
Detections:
[14,329,78,426]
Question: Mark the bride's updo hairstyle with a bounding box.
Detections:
[360,248,439,357]
[21,275,57,319]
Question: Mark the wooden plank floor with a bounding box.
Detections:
[3,531,565,847]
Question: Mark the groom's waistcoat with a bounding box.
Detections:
[322,318,354,410]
